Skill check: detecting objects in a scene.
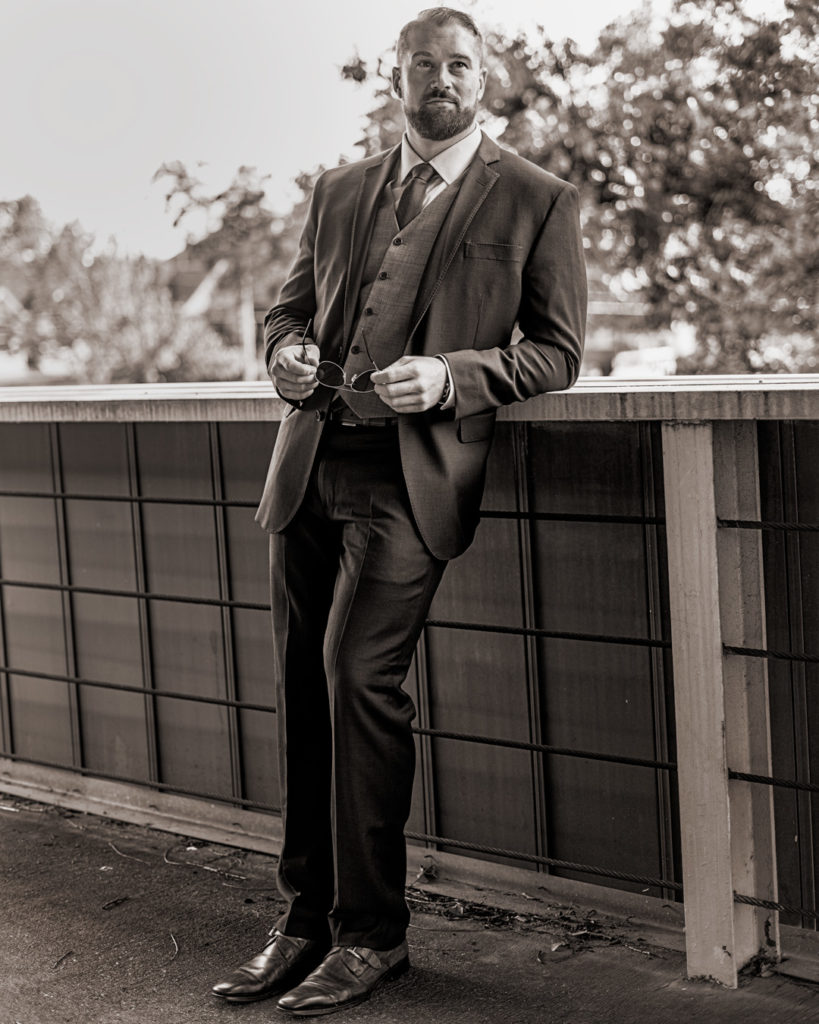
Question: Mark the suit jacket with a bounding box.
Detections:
[256,132,587,560]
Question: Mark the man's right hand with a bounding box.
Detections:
[271,336,320,401]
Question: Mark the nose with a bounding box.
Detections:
[432,64,453,91]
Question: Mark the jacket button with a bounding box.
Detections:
[350,345,360,354]
[392,237,402,246]
[315,410,325,421]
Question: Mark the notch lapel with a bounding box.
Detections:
[342,145,401,346]
[409,134,501,342]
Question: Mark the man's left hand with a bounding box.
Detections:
[371,356,446,413]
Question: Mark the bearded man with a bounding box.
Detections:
[212,7,586,1016]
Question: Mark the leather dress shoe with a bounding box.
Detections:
[211,929,329,1004]
[277,940,409,1016]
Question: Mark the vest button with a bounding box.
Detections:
[393,237,402,246]
[378,271,389,280]
[350,345,360,354]
[364,307,374,316]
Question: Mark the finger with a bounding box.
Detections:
[278,358,317,382]
[278,374,317,393]
[389,394,431,412]
[375,387,432,413]
[370,359,419,385]
[374,380,423,399]
[299,343,321,367]
[279,353,318,378]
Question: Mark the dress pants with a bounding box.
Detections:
[269,424,447,950]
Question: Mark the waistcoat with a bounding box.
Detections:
[337,178,458,418]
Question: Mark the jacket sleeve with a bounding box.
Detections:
[443,182,587,419]
[262,175,323,376]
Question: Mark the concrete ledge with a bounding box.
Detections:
[0,758,282,853]
[1,374,819,422]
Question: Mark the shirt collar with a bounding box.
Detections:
[399,124,482,186]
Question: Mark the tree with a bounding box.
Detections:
[154,163,286,380]
[0,198,241,383]
[343,0,819,372]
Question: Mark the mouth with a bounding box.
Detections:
[424,97,457,106]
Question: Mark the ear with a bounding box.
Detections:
[391,66,402,97]
[477,66,487,102]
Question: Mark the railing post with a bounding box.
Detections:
[662,420,778,986]
[662,421,735,984]
[713,421,780,963]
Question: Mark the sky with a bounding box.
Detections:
[1,0,672,260]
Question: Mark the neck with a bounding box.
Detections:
[405,121,477,160]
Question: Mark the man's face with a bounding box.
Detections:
[392,22,486,142]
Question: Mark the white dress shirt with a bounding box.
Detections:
[393,124,483,409]
[394,123,483,209]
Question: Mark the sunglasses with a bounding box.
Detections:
[301,320,380,394]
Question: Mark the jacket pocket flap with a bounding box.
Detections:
[464,241,524,261]
[458,411,496,443]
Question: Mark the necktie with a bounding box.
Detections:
[395,163,439,228]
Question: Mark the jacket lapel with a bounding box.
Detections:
[409,133,501,341]
[342,145,401,346]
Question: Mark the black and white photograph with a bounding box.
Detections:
[1,1,818,1021]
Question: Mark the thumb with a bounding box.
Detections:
[300,343,320,367]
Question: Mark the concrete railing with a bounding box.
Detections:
[2,374,819,987]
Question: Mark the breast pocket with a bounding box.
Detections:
[464,241,524,262]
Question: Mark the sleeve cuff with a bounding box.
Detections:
[435,354,456,410]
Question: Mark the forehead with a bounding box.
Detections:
[400,22,482,65]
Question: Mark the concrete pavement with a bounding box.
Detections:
[1,796,818,1024]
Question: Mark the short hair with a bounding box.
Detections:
[396,7,484,65]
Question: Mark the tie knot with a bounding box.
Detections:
[408,162,438,185]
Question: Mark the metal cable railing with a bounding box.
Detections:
[0,488,258,509]
[733,892,819,922]
[403,830,682,890]
[412,726,675,771]
[728,770,819,795]
[425,620,669,649]
[0,663,676,772]
[0,578,668,650]
[0,489,664,527]
[723,644,819,665]
[718,517,819,534]
[0,577,269,612]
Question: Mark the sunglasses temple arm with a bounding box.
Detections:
[300,318,313,355]
[359,328,380,372]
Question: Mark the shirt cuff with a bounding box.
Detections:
[435,355,456,410]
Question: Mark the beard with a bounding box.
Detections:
[405,97,476,141]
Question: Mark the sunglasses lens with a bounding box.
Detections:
[316,362,345,387]
[351,370,376,393]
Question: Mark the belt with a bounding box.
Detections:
[327,410,398,429]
